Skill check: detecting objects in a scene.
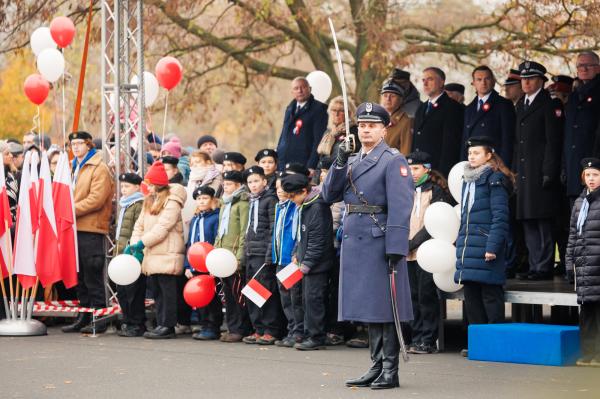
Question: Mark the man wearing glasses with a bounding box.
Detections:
[563,52,600,209]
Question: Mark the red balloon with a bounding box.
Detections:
[183,275,216,308]
[23,74,50,105]
[187,242,214,273]
[50,16,76,48]
[155,56,183,90]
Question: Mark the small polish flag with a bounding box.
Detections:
[276,262,303,289]
[241,278,272,308]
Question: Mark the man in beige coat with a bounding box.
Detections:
[380,79,413,155]
[62,131,115,334]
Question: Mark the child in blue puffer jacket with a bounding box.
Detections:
[272,173,302,347]
[180,185,220,340]
[455,136,512,333]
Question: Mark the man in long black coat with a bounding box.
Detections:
[513,61,565,280]
[411,67,464,176]
[277,77,328,174]
[564,52,600,206]
[462,66,516,168]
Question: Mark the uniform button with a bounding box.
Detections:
[417,131,421,135]
[520,140,524,144]
[573,125,579,129]
[520,122,525,126]
[359,192,364,195]
[572,145,576,149]
[521,158,524,162]
[481,123,485,127]
[466,125,470,128]
[344,235,348,239]
[521,176,526,180]
[359,214,362,217]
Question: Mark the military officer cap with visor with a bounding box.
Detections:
[380,79,407,97]
[519,61,548,82]
[504,69,521,86]
[356,102,390,126]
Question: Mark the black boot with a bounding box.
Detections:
[346,324,383,387]
[370,323,400,390]
[61,313,92,333]
[143,325,176,339]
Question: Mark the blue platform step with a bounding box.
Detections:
[468,323,580,366]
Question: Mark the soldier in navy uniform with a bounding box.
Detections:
[513,61,565,280]
[412,67,464,176]
[462,66,516,168]
[322,102,414,390]
[503,69,524,106]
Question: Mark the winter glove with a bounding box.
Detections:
[131,249,144,264]
[123,245,132,255]
[386,254,404,264]
[299,264,311,274]
[542,175,552,189]
[131,241,145,251]
[336,139,355,167]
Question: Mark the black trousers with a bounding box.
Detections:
[116,274,146,326]
[276,264,304,338]
[148,274,178,328]
[176,274,192,325]
[580,302,600,358]
[302,272,328,342]
[463,282,504,324]
[222,271,251,335]
[246,256,284,337]
[407,261,440,346]
[521,219,554,274]
[196,274,224,332]
[552,193,571,273]
[76,232,106,308]
[368,323,400,373]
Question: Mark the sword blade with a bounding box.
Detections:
[389,261,409,362]
[328,18,351,144]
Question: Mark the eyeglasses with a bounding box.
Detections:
[330,108,345,114]
[576,63,599,70]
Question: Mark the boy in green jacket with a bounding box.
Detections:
[215,171,252,342]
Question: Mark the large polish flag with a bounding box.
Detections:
[35,152,61,287]
[29,151,40,236]
[13,151,37,289]
[0,153,13,279]
[52,152,79,288]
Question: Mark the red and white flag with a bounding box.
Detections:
[13,151,37,289]
[0,153,13,279]
[35,152,61,287]
[241,278,272,308]
[29,151,40,236]
[276,262,303,289]
[52,152,79,288]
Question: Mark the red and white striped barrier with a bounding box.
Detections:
[23,299,154,317]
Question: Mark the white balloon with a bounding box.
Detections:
[448,161,468,204]
[30,27,56,56]
[306,71,333,103]
[424,202,460,243]
[433,270,463,293]
[131,71,159,107]
[206,248,238,278]
[108,254,142,285]
[416,239,456,274]
[36,48,65,82]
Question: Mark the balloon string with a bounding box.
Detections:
[32,106,40,134]
[62,48,67,150]
[160,90,169,151]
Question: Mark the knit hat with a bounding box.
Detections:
[197,135,218,148]
[144,160,169,186]
[162,140,182,158]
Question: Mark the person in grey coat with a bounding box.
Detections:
[322,102,414,390]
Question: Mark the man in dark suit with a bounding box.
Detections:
[411,67,464,176]
[513,61,565,281]
[462,66,516,168]
[277,77,328,174]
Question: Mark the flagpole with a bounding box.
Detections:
[19,288,27,320]
[0,273,9,319]
[27,278,39,320]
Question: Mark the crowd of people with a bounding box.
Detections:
[1,50,600,373]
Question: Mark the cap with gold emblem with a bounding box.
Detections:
[581,157,600,171]
[68,131,93,142]
[519,61,548,81]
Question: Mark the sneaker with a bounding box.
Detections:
[257,334,278,345]
[590,358,600,367]
[576,355,594,367]
[174,324,192,335]
[220,332,243,343]
[412,343,438,354]
[118,324,145,337]
[275,337,296,348]
[325,333,345,346]
[242,333,262,344]
[191,325,203,333]
[407,343,420,354]
[192,329,218,341]
[346,337,369,348]
[460,349,468,357]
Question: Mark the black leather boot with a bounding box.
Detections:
[143,325,176,339]
[346,324,383,387]
[370,323,400,390]
[61,313,92,333]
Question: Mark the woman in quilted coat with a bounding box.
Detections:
[455,136,511,331]
[566,157,600,367]
[129,160,187,339]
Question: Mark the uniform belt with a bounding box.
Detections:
[345,204,387,214]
